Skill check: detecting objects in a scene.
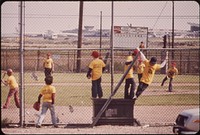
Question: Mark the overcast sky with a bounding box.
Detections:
[1,1,199,34]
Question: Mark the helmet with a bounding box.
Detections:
[7,68,13,75]
[7,69,13,74]
[91,51,99,58]
[132,49,139,56]
[150,57,157,64]
[126,56,133,62]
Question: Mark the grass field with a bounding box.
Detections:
[1,72,199,106]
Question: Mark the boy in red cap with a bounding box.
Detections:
[87,51,106,98]
[161,62,178,92]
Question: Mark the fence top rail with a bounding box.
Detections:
[1,47,199,51]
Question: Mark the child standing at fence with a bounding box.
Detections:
[43,53,54,77]
[86,51,106,98]
[36,75,58,128]
[139,41,145,49]
[1,69,20,109]
[161,62,178,92]
[124,56,136,99]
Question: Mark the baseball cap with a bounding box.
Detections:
[150,57,157,64]
[91,51,99,58]
[7,68,13,73]
[132,49,139,56]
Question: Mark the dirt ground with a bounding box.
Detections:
[1,125,174,134]
[1,105,199,134]
[1,87,199,134]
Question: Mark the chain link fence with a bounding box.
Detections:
[1,1,199,128]
[1,46,199,126]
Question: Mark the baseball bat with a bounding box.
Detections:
[1,71,7,85]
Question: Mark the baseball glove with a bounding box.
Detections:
[33,101,40,111]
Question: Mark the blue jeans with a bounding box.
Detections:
[92,77,103,98]
[36,102,57,126]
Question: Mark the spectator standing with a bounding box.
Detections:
[139,41,145,49]
[86,51,106,98]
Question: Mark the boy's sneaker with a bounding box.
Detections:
[133,95,137,100]
[2,106,7,109]
[36,125,41,128]
[53,125,59,128]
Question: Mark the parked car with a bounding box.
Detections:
[173,108,200,134]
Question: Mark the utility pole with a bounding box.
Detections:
[110,1,114,93]
[172,1,174,59]
[19,1,25,127]
[76,1,83,73]
[100,11,102,55]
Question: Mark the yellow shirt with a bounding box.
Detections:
[40,85,56,102]
[44,58,53,68]
[167,67,178,78]
[124,64,134,79]
[140,60,161,85]
[89,58,106,80]
[137,63,145,74]
[7,75,19,89]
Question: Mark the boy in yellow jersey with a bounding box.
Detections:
[36,75,58,128]
[43,53,54,77]
[1,69,20,109]
[124,56,136,99]
[137,59,145,83]
[133,48,167,100]
[87,51,106,98]
[161,62,178,92]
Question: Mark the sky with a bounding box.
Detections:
[1,1,199,34]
